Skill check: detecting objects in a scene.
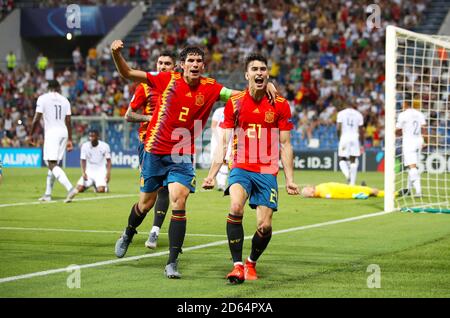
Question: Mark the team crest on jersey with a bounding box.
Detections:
[264,111,275,123]
[195,93,204,106]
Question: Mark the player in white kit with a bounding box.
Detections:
[337,103,364,185]
[74,129,112,195]
[396,99,427,197]
[29,80,77,202]
[210,106,231,191]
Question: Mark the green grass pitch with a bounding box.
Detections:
[0,167,449,298]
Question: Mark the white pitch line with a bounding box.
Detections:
[0,194,136,208]
[0,226,226,238]
[0,209,395,284]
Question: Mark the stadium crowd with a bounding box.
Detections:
[0,0,429,149]
[0,0,14,22]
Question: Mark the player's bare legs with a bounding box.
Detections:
[226,183,248,284]
[95,186,107,193]
[164,182,190,278]
[245,205,273,280]
[76,185,86,193]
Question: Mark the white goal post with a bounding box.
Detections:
[385,25,450,213]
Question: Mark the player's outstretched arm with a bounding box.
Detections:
[202,128,233,189]
[280,130,300,195]
[111,40,147,83]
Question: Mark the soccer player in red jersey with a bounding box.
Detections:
[124,51,177,250]
[202,53,300,284]
[111,40,278,279]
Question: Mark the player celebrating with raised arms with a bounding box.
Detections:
[124,51,177,250]
[203,53,299,284]
[110,40,278,279]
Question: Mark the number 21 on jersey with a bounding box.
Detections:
[247,123,262,138]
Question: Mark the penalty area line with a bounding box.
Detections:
[0,209,394,284]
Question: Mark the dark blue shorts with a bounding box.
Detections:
[140,152,196,193]
[226,168,278,211]
[138,142,145,167]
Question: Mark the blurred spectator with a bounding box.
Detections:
[1,0,432,150]
[5,51,16,72]
[35,53,48,72]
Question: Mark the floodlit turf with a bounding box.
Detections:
[0,168,449,298]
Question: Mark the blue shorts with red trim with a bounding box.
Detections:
[225,168,278,211]
[140,152,196,193]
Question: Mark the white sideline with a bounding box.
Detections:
[0,194,136,208]
[0,226,226,238]
[0,209,394,284]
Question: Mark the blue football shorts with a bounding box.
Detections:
[226,167,278,211]
[140,152,196,193]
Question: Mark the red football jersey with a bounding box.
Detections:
[129,83,160,142]
[144,71,223,155]
[220,90,293,175]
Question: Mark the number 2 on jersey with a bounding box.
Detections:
[412,120,420,135]
[179,107,189,122]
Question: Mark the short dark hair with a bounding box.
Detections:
[48,80,60,90]
[159,50,177,63]
[179,46,205,63]
[88,129,99,136]
[245,53,268,70]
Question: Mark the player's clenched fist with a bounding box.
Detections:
[202,177,215,190]
[111,40,124,54]
[286,182,300,195]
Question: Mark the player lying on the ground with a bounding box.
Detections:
[301,182,384,199]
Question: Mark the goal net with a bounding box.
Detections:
[385,26,450,213]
